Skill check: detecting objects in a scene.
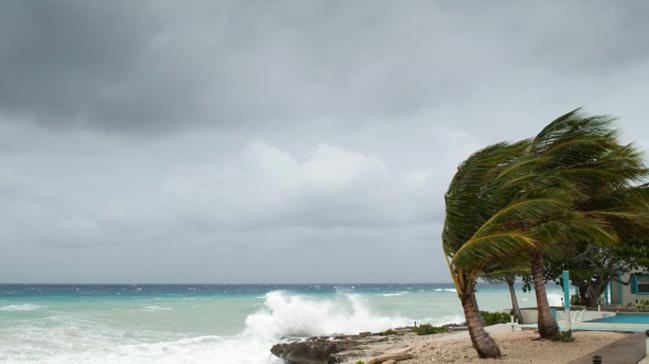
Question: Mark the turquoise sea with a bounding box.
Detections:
[0,284,563,363]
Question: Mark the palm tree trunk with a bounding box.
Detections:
[531,254,559,338]
[460,290,502,358]
[506,277,523,323]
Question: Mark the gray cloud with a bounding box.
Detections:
[1,1,649,282]
[3,1,649,135]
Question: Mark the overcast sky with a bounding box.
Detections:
[1,1,649,283]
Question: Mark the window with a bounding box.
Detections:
[638,274,649,294]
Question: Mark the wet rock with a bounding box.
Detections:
[270,327,416,364]
[271,337,355,364]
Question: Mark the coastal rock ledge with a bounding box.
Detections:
[270,328,417,364]
[270,337,347,364]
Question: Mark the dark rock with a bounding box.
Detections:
[271,337,344,364]
[270,327,416,363]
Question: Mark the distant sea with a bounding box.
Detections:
[0,283,562,363]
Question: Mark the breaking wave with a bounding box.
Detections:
[0,303,45,312]
[1,291,416,364]
[547,292,565,307]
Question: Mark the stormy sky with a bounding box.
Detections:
[1,1,649,283]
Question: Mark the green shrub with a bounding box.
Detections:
[636,299,649,312]
[377,329,398,336]
[480,311,511,326]
[355,361,365,364]
[570,294,581,306]
[413,324,448,335]
[550,330,575,342]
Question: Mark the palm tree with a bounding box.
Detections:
[512,110,646,337]
[484,266,528,324]
[505,276,522,323]
[443,140,585,357]
[444,110,630,355]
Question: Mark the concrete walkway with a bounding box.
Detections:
[568,332,646,364]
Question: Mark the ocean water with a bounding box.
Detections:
[0,283,563,364]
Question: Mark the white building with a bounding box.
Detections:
[609,271,649,306]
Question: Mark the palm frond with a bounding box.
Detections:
[443,109,647,296]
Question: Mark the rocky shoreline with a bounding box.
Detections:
[270,325,463,364]
[270,324,630,364]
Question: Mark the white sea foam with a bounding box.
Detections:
[1,291,413,364]
[416,314,465,326]
[244,291,411,340]
[434,288,457,293]
[547,292,564,307]
[380,291,408,297]
[140,305,173,312]
[0,303,45,312]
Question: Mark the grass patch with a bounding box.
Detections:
[413,324,449,335]
[480,311,511,326]
[377,329,399,336]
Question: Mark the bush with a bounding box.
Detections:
[636,299,649,312]
[413,324,448,335]
[480,311,511,326]
[377,329,398,336]
[550,330,575,342]
[570,294,581,306]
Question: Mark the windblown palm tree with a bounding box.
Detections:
[508,111,646,337]
[443,110,630,356]
[442,141,588,357]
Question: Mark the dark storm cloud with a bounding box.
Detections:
[3,1,649,134]
[2,1,649,283]
[0,1,163,130]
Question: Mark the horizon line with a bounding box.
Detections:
[0,281,463,285]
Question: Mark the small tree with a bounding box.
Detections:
[484,267,528,323]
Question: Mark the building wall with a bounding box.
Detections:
[611,271,649,306]
[622,274,634,305]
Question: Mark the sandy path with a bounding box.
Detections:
[344,325,628,364]
[406,330,627,363]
